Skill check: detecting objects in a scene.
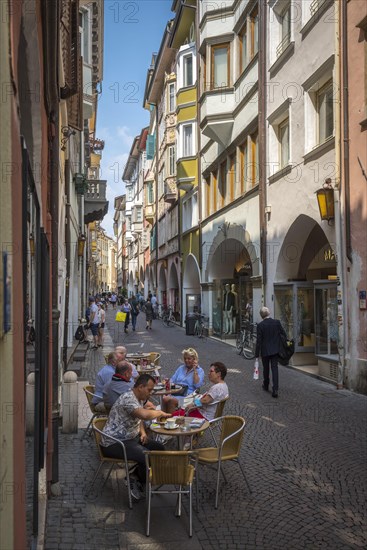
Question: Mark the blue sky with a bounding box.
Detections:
[97,0,174,236]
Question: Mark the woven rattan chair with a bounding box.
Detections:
[197,415,251,508]
[148,352,161,366]
[144,451,198,537]
[207,396,229,444]
[82,385,107,440]
[91,417,138,509]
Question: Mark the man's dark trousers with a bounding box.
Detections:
[262,355,279,392]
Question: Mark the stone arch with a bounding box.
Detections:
[182,254,201,319]
[275,215,336,281]
[205,223,260,282]
[168,262,179,290]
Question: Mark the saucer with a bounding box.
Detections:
[165,424,178,430]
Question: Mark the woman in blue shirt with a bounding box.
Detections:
[163,348,204,414]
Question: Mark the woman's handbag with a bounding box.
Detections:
[115,311,127,322]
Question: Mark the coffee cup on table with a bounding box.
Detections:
[166,418,176,429]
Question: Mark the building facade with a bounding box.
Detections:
[113,0,366,393]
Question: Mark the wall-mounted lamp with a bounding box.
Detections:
[77,234,86,257]
[265,205,272,221]
[61,126,76,151]
[29,233,35,256]
[315,179,334,224]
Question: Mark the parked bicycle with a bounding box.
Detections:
[236,321,257,359]
[162,305,176,327]
[194,314,207,339]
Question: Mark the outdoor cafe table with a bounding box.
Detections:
[152,383,184,405]
[150,417,210,449]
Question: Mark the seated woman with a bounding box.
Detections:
[175,362,229,421]
[162,348,204,414]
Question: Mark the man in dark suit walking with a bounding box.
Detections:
[255,307,287,398]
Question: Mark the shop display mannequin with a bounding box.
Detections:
[223,284,235,334]
[230,284,238,333]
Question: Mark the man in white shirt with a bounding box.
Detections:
[89,296,100,349]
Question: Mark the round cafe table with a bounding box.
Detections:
[150,417,209,449]
[136,365,161,375]
[152,383,184,406]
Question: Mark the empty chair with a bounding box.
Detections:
[196,415,251,509]
[145,450,198,537]
[91,417,137,509]
[82,385,106,440]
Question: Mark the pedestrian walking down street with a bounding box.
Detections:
[121,299,132,333]
[255,307,287,398]
[144,296,154,330]
[130,295,140,331]
[97,303,106,347]
[110,292,117,308]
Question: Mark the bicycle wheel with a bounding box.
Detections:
[243,333,256,360]
[236,332,244,354]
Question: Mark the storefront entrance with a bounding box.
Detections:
[211,272,253,338]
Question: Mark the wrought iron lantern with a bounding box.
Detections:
[315,179,334,222]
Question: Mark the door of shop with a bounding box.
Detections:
[274,283,315,353]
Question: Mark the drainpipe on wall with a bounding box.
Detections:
[334,0,347,388]
[62,158,71,373]
[196,2,202,272]
[154,104,159,294]
[342,0,352,263]
[258,0,267,301]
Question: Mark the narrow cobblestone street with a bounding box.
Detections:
[44,307,367,550]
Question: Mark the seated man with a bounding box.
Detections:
[115,345,139,379]
[92,352,118,412]
[176,362,229,421]
[103,361,134,409]
[100,374,171,500]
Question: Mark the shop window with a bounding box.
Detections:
[315,284,338,357]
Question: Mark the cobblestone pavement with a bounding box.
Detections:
[44,308,367,550]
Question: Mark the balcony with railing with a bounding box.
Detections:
[84,179,109,224]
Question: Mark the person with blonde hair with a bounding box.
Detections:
[162,348,204,414]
